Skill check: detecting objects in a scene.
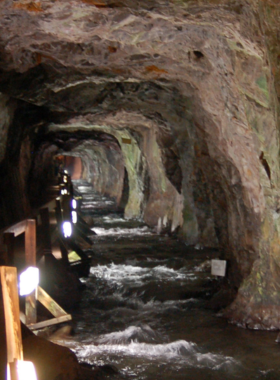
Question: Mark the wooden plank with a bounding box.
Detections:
[25,220,36,267]
[28,314,72,331]
[25,290,37,326]
[8,361,19,380]
[5,220,27,237]
[37,286,67,318]
[0,266,23,363]
[25,220,37,325]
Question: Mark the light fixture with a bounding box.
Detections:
[19,267,39,296]
[71,211,77,224]
[63,175,67,183]
[72,199,77,209]
[62,221,72,238]
[7,361,38,380]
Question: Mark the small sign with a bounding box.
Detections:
[211,259,227,277]
[122,138,132,145]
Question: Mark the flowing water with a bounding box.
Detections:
[58,181,280,379]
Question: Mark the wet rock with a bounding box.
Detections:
[23,335,80,380]
[206,288,237,312]
[48,325,73,341]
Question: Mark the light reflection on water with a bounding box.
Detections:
[90,263,197,284]
[68,247,280,380]
[67,186,280,379]
[92,226,152,236]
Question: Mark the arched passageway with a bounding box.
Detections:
[0,0,280,350]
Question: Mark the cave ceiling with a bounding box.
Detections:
[1,0,277,118]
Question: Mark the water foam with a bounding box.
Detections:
[90,263,195,284]
[76,339,237,370]
[91,226,152,236]
[96,325,159,344]
[78,340,196,360]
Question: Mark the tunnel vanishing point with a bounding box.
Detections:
[1,0,280,330]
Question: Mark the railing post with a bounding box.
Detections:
[55,200,69,266]
[0,266,23,380]
[25,220,37,325]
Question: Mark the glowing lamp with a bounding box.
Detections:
[71,211,77,224]
[19,267,39,296]
[63,221,72,238]
[72,199,77,209]
[63,175,67,183]
[7,361,38,380]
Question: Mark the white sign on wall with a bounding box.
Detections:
[211,259,227,277]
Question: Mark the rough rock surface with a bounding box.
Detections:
[1,0,280,329]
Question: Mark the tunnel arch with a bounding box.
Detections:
[0,0,279,329]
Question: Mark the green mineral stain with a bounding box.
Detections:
[239,87,269,109]
[256,75,268,92]
[256,75,269,101]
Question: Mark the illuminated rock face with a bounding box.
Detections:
[0,0,280,328]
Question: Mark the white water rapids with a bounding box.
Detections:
[61,183,280,379]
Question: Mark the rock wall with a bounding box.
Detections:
[0,0,280,328]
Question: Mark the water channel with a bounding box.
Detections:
[53,181,280,380]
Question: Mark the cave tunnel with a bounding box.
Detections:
[1,1,280,379]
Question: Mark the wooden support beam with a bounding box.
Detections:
[0,267,23,364]
[27,286,72,331]
[5,221,27,237]
[28,315,72,331]
[25,290,37,326]
[37,286,67,318]
[25,220,36,267]
[24,220,37,325]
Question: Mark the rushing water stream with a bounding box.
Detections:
[55,181,280,379]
